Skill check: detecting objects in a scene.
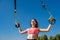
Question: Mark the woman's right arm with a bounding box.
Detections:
[18,27,27,34]
[15,22,27,34]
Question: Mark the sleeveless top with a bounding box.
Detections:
[27,28,38,34]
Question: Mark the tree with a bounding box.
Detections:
[40,35,48,40]
[49,36,56,40]
[37,34,60,40]
[55,34,60,40]
[37,37,40,40]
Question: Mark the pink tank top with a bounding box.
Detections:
[27,28,38,34]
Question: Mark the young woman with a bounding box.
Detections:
[15,19,53,40]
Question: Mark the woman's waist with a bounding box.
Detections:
[27,34,38,39]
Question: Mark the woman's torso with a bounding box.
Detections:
[27,28,39,39]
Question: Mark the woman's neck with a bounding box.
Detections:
[32,25,36,28]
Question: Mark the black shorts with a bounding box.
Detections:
[27,39,37,40]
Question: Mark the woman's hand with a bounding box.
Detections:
[49,18,53,24]
[15,22,20,28]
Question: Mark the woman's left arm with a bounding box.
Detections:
[39,24,52,32]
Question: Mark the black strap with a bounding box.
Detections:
[40,0,56,25]
[14,0,16,11]
[14,0,17,24]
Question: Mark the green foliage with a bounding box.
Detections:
[37,34,60,40]
[37,37,40,40]
[40,35,48,40]
[49,36,56,40]
[55,34,60,40]
[37,34,48,40]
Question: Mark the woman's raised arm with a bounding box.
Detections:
[15,22,27,34]
[38,24,52,32]
[18,27,27,34]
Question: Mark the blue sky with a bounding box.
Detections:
[0,0,60,40]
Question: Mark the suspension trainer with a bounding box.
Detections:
[14,0,56,25]
[40,0,56,25]
[14,0,20,28]
[14,0,16,23]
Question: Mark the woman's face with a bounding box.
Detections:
[31,19,36,27]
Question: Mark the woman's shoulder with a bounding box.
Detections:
[26,27,31,30]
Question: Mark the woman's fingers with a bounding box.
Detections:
[15,22,20,28]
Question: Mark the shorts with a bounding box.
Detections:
[27,39,37,40]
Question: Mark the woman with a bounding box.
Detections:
[15,19,53,40]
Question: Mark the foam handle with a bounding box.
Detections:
[15,22,20,28]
